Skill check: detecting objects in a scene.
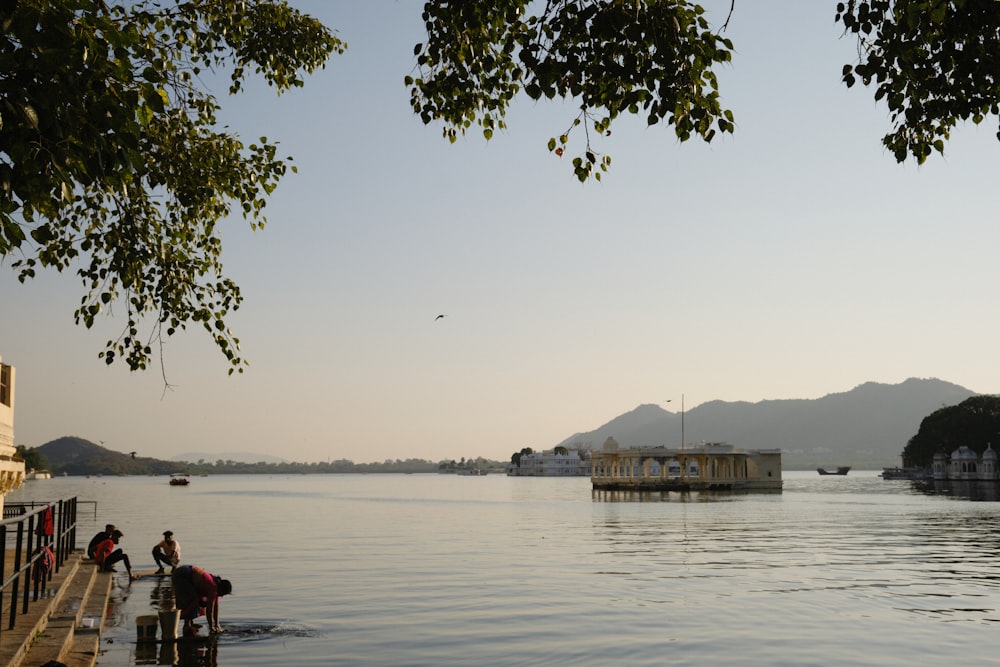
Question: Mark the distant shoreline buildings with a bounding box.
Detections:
[506,448,591,476]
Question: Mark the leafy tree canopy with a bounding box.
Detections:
[14,444,48,471]
[836,0,1000,163]
[9,1,1000,372]
[902,395,1000,467]
[409,0,735,183]
[410,0,1000,180]
[0,1,341,373]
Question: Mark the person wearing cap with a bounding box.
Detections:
[87,523,116,560]
[172,565,233,635]
[94,529,139,580]
[152,530,182,574]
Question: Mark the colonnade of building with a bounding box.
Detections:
[590,438,782,491]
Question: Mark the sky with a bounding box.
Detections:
[2,1,999,464]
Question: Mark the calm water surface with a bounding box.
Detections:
[8,471,1000,666]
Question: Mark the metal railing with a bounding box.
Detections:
[0,498,79,639]
[3,499,95,520]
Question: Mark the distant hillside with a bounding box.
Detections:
[37,436,188,476]
[556,378,978,468]
[30,438,478,475]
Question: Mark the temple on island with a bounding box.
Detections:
[590,437,782,492]
[932,445,1000,481]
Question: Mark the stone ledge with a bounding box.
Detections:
[1,551,109,667]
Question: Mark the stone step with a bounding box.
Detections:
[59,567,113,667]
[2,550,84,667]
[7,554,110,667]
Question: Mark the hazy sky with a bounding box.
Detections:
[2,1,998,463]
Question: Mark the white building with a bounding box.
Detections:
[0,355,26,512]
[507,448,591,476]
[932,445,999,481]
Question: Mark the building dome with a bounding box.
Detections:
[952,446,978,461]
[984,444,997,461]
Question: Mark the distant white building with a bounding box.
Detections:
[0,355,25,512]
[507,448,591,476]
[932,445,999,481]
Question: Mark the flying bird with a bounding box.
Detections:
[434,314,446,321]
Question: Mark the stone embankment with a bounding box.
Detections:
[1,550,112,667]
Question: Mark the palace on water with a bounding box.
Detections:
[590,437,782,492]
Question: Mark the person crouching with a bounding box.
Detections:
[152,530,181,573]
[171,565,232,635]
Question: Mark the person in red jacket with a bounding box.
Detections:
[171,565,232,635]
[93,529,139,581]
[87,524,116,559]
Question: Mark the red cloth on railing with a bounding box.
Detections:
[33,545,54,581]
[35,504,54,537]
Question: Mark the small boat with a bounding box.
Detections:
[817,466,851,476]
[880,467,929,480]
[169,474,191,486]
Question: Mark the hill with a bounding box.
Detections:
[31,438,481,475]
[555,378,977,468]
[37,436,187,476]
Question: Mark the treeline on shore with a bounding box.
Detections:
[179,457,506,475]
[17,443,507,476]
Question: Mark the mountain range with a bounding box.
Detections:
[554,378,977,468]
[27,378,978,472]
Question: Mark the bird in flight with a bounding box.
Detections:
[434,314,446,321]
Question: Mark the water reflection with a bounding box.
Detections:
[592,488,774,502]
[135,637,218,666]
[150,577,176,614]
[176,639,218,667]
[912,480,1000,501]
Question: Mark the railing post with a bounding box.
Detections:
[55,499,66,570]
[10,520,23,628]
[20,513,34,615]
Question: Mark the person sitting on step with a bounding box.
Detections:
[94,529,139,581]
[86,523,116,560]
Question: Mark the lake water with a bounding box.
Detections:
[7,471,1000,666]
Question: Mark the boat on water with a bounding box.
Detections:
[169,473,191,486]
[817,466,851,476]
[880,467,930,480]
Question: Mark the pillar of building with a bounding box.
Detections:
[0,357,25,513]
